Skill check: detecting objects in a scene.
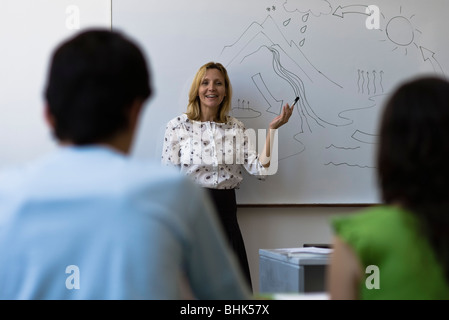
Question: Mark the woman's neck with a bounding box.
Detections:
[200,107,218,122]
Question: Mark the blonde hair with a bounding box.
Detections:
[185,62,232,123]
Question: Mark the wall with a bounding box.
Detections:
[238,206,361,293]
[0,0,111,168]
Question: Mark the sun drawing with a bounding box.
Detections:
[379,6,421,55]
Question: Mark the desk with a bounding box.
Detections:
[259,248,330,294]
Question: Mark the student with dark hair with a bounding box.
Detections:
[0,30,250,300]
[328,76,449,300]
[44,29,152,145]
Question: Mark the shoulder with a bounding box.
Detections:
[127,159,204,203]
[331,205,415,259]
[0,167,26,196]
[126,158,183,184]
[0,157,48,195]
[332,205,400,234]
[128,160,210,226]
[331,206,397,248]
[0,166,23,184]
[166,114,190,128]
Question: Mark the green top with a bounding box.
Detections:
[332,206,449,300]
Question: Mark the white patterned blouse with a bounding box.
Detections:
[161,114,267,189]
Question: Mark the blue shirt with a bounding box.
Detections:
[0,146,250,299]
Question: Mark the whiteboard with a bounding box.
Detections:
[113,0,449,204]
[0,0,111,168]
[3,0,447,205]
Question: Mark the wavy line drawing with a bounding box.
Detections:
[361,71,365,94]
[357,69,385,95]
[324,161,375,169]
[326,144,360,150]
[284,0,332,17]
[357,69,361,93]
[379,71,384,92]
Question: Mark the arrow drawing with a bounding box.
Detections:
[332,5,369,18]
[420,46,445,75]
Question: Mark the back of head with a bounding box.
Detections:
[378,76,449,284]
[378,76,449,206]
[45,29,152,144]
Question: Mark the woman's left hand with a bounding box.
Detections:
[269,103,294,129]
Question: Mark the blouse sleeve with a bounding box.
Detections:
[237,120,268,180]
[161,120,181,167]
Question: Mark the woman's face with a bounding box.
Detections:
[198,68,226,113]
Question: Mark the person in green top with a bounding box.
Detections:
[328,76,449,300]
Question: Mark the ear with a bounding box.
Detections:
[44,104,56,130]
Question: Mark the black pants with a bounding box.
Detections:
[206,188,252,291]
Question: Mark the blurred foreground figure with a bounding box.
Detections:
[328,76,449,300]
[0,29,250,300]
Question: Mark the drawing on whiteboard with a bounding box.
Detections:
[224,13,349,160]
[221,4,372,163]
[382,6,420,55]
[351,130,378,144]
[326,144,360,151]
[231,98,261,119]
[357,70,385,95]
[284,0,332,17]
[221,0,446,174]
[324,161,375,169]
[112,0,449,203]
[377,6,444,75]
[298,13,309,47]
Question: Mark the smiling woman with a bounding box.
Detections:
[161,61,293,291]
[186,62,232,123]
[197,69,227,120]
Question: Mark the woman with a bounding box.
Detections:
[161,62,293,289]
[328,76,449,299]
